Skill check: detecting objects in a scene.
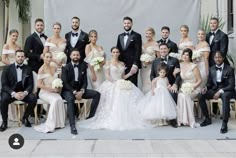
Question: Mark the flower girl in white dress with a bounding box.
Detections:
[139,63,177,125]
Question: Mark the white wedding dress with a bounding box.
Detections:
[78,63,148,131]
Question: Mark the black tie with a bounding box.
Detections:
[210,32,215,36]
[74,64,79,68]
[124,32,130,36]
[161,39,166,43]
[40,33,46,38]
[72,33,78,37]
[16,65,23,69]
[215,66,222,71]
[161,57,167,62]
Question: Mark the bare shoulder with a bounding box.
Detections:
[38,67,44,74]
[46,37,52,42]
[3,44,9,49]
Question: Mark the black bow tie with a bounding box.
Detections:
[72,33,78,37]
[16,65,23,69]
[161,57,167,62]
[161,39,166,43]
[40,33,46,38]
[124,32,130,36]
[74,64,79,68]
[215,66,222,71]
[209,32,215,36]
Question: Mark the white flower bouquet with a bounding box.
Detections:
[140,54,155,62]
[116,79,132,90]
[169,52,181,60]
[181,82,194,94]
[91,56,105,71]
[56,52,67,63]
[192,50,202,60]
[52,78,63,89]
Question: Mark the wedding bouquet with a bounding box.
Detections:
[116,79,132,90]
[52,78,63,89]
[56,52,67,63]
[192,50,202,60]
[181,82,194,94]
[168,52,181,60]
[140,54,155,63]
[91,56,105,71]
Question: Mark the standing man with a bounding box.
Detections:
[61,49,100,135]
[150,43,181,128]
[24,18,47,73]
[206,17,229,67]
[199,51,235,133]
[0,50,37,132]
[157,26,178,53]
[65,16,89,63]
[116,16,142,86]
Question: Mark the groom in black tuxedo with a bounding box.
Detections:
[117,16,142,86]
[0,50,37,132]
[199,51,235,134]
[24,18,47,73]
[206,17,229,67]
[65,16,89,63]
[150,43,181,128]
[61,49,100,135]
[157,26,178,53]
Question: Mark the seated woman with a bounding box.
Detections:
[79,47,148,131]
[177,48,202,128]
[34,52,66,133]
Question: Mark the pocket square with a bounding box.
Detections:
[130,39,134,42]
[170,64,174,67]
[81,71,84,74]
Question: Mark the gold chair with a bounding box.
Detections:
[75,99,88,119]
[12,100,26,127]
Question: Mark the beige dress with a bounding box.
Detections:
[84,48,105,89]
[194,46,210,89]
[34,73,66,133]
[177,63,200,128]
[140,46,158,94]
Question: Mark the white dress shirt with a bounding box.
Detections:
[72,62,79,81]
[70,29,81,48]
[35,31,46,46]
[216,63,224,83]
[209,29,218,45]
[15,63,23,82]
[124,30,131,47]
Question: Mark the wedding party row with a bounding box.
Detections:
[0,16,234,135]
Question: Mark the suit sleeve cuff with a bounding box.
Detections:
[132,64,138,69]
[11,92,16,98]
[218,89,224,94]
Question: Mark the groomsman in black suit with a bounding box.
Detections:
[65,16,89,63]
[206,17,229,67]
[199,51,235,133]
[150,43,181,128]
[0,50,37,132]
[157,26,178,53]
[61,49,100,135]
[24,18,47,73]
[117,16,142,86]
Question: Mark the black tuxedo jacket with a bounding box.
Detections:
[61,62,88,93]
[1,64,34,95]
[65,30,89,62]
[150,56,181,86]
[157,39,178,53]
[206,29,229,66]
[24,32,47,73]
[117,30,142,70]
[206,64,235,92]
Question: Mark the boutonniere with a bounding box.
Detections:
[81,71,84,74]
[130,39,134,42]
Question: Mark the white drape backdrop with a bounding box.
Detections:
[44,0,201,56]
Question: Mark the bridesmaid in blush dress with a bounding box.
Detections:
[84,30,105,89]
[140,27,159,94]
[177,48,202,128]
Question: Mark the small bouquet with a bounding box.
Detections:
[52,78,63,89]
[91,56,105,71]
[168,52,181,60]
[192,50,202,60]
[56,52,67,63]
[116,79,132,90]
[181,82,194,94]
[140,54,155,63]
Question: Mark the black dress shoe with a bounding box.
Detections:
[71,125,78,135]
[170,120,178,128]
[0,122,8,132]
[22,117,32,127]
[220,122,228,134]
[200,118,212,127]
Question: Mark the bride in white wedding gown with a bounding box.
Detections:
[78,47,148,131]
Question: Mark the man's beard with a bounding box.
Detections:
[72,26,79,31]
[124,27,131,32]
[72,58,79,63]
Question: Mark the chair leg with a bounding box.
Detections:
[34,106,39,124]
[84,101,87,118]
[16,104,22,127]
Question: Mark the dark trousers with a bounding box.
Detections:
[0,92,37,122]
[62,89,100,126]
[125,68,139,86]
[199,89,233,122]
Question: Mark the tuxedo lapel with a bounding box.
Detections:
[33,32,44,47]
[125,34,134,50]
[11,64,17,83]
[74,31,85,48]
[21,65,27,87]
[67,32,73,48]
[212,68,217,86]
[69,63,76,81]
[221,65,228,81]
[119,34,125,50]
